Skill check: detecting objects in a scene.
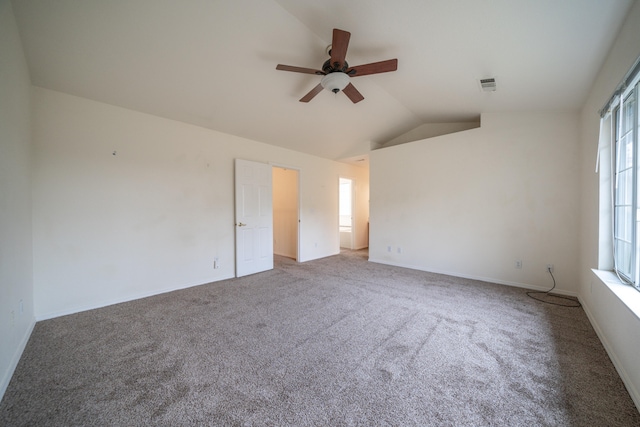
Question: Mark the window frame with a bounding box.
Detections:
[613,83,640,291]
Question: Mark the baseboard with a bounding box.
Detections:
[36,274,235,321]
[367,258,577,296]
[580,296,640,411]
[299,251,341,263]
[0,317,36,402]
[274,251,296,258]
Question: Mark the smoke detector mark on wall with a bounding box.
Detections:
[479,78,497,92]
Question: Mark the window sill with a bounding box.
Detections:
[591,269,640,321]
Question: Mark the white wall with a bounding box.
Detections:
[370,112,580,294]
[381,121,481,148]
[0,0,35,399]
[579,0,640,409]
[354,172,370,250]
[31,87,367,320]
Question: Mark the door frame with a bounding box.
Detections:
[271,162,301,262]
[339,176,356,250]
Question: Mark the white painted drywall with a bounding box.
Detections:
[380,121,481,149]
[273,167,298,259]
[31,87,367,320]
[353,170,370,250]
[0,0,35,400]
[355,173,369,250]
[370,112,580,294]
[579,0,640,409]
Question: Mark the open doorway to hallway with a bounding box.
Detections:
[339,177,354,249]
[273,166,299,260]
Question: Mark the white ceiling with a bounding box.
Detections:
[10,0,634,163]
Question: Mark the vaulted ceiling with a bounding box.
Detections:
[10,0,634,163]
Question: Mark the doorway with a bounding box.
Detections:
[273,166,299,260]
[339,177,354,249]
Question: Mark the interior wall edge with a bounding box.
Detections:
[0,318,35,402]
[367,258,578,297]
[35,274,235,322]
[579,295,640,410]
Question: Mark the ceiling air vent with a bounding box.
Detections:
[479,78,497,92]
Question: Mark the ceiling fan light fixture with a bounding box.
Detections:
[321,72,350,93]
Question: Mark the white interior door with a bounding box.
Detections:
[235,159,274,277]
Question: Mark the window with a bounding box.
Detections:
[613,88,638,287]
[600,55,640,292]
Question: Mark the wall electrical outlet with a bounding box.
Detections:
[397,247,402,254]
[547,264,554,273]
[515,260,522,269]
[213,257,220,269]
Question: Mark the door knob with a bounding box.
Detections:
[236,222,247,227]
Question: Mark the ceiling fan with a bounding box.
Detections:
[276,28,398,104]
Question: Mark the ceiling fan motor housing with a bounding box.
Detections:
[322,59,349,74]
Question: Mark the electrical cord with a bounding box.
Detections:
[526,267,581,308]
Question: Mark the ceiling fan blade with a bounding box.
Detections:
[347,59,398,77]
[342,83,364,104]
[299,83,324,102]
[276,64,325,75]
[330,29,351,69]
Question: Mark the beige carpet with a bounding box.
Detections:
[1,250,638,426]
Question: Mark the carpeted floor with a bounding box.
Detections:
[1,249,639,426]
